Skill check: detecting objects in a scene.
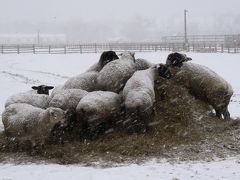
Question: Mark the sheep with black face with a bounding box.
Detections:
[122,64,171,132]
[86,51,119,72]
[5,91,52,109]
[97,51,136,93]
[166,52,233,119]
[32,85,54,95]
[166,52,192,67]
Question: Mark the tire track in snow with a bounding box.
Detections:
[22,69,69,79]
[0,71,41,84]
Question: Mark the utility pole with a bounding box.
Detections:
[184,9,188,49]
[37,30,40,44]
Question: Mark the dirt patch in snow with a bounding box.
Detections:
[0,81,240,166]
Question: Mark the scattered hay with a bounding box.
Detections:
[0,81,240,166]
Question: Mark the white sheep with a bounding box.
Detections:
[50,85,63,98]
[96,51,136,93]
[86,51,119,72]
[169,61,233,119]
[76,91,122,135]
[134,58,154,71]
[49,89,88,110]
[5,92,51,109]
[122,64,171,132]
[2,103,66,146]
[62,71,98,92]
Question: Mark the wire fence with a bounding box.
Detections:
[0,43,239,54]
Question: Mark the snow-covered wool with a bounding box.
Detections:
[32,85,54,95]
[50,85,63,98]
[2,103,66,146]
[62,71,98,92]
[86,51,119,72]
[122,64,171,132]
[76,91,122,131]
[5,92,51,109]
[170,62,233,119]
[166,52,192,67]
[49,89,88,110]
[96,51,136,93]
[134,58,154,70]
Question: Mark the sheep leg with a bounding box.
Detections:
[215,104,231,120]
[215,109,223,119]
[30,140,41,153]
[223,107,231,120]
[138,109,153,133]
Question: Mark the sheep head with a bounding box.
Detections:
[48,107,66,125]
[156,64,172,79]
[99,51,119,67]
[166,52,192,67]
[32,85,54,95]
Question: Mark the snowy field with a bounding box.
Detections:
[0,52,240,179]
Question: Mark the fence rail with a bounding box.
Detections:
[0,43,240,54]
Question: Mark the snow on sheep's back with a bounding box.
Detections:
[1,52,240,121]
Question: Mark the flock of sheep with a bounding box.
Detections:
[1,51,233,148]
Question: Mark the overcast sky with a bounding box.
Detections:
[0,0,239,42]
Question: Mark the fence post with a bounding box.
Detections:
[1,45,3,54]
[48,45,51,54]
[221,44,223,53]
[17,45,20,54]
[79,45,82,53]
[64,46,66,54]
[33,45,35,54]
[234,43,237,53]
[209,44,211,52]
[94,43,97,53]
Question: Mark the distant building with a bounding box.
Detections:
[0,34,67,45]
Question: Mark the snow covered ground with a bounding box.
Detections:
[1,158,240,180]
[0,52,240,179]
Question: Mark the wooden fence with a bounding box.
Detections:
[0,43,239,54]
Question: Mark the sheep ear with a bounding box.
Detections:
[32,86,38,90]
[118,53,123,56]
[47,86,54,90]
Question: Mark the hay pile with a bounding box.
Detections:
[1,78,240,166]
